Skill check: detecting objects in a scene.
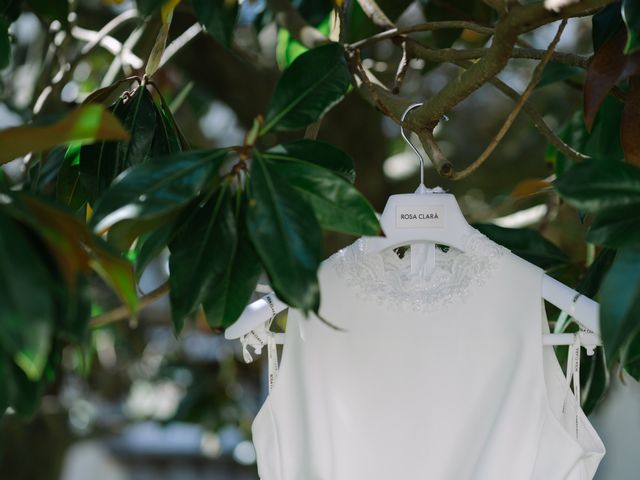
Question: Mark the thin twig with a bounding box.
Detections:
[90,282,170,328]
[348,21,494,50]
[450,19,569,180]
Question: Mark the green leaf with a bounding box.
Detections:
[587,208,640,247]
[0,17,10,70]
[622,0,640,54]
[265,139,356,183]
[134,219,178,276]
[169,186,237,333]
[581,347,609,414]
[192,0,238,48]
[592,2,623,52]
[553,158,640,213]
[79,86,157,204]
[0,103,129,165]
[600,244,640,359]
[276,14,331,69]
[56,143,87,211]
[246,150,322,313]
[266,157,379,236]
[90,148,229,234]
[91,238,139,314]
[202,198,262,328]
[0,212,53,381]
[261,42,352,134]
[576,248,617,298]
[536,62,583,89]
[472,223,569,269]
[151,92,185,154]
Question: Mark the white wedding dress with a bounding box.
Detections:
[247,228,606,479]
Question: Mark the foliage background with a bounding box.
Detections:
[1,0,639,478]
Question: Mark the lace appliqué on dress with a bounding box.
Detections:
[330,229,510,313]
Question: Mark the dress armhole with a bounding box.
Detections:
[537,271,606,462]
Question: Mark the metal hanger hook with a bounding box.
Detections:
[401,102,425,187]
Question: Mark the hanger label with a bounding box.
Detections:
[396,205,445,228]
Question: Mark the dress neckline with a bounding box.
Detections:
[328,228,511,313]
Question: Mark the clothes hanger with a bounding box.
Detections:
[225,104,603,355]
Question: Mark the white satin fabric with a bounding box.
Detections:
[248,230,606,479]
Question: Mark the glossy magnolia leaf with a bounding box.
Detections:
[622,0,640,54]
[600,244,640,359]
[592,2,623,52]
[584,29,640,131]
[90,148,229,234]
[56,143,87,211]
[151,92,185,154]
[536,62,583,89]
[0,17,10,70]
[169,186,236,332]
[472,223,569,270]
[261,42,351,134]
[0,212,53,381]
[203,210,262,328]
[622,75,640,166]
[267,158,379,236]
[80,86,157,204]
[265,139,356,183]
[246,150,322,313]
[134,219,178,277]
[576,248,617,298]
[553,158,640,213]
[587,209,640,247]
[193,0,238,48]
[0,104,129,164]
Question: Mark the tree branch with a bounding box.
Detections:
[90,282,170,328]
[448,19,568,180]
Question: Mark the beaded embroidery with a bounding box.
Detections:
[329,229,510,313]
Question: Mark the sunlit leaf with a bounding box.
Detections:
[0,104,129,164]
[90,148,229,234]
[261,42,351,134]
[267,157,379,236]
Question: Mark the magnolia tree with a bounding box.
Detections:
[0,0,639,429]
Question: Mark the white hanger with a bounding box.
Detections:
[226,104,603,355]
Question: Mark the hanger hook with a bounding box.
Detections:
[401,102,425,187]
